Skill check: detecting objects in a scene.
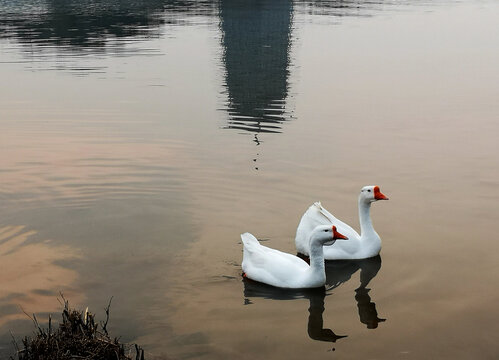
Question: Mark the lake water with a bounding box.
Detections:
[1,0,498,359]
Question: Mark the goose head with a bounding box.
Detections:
[311,225,349,246]
[359,185,389,203]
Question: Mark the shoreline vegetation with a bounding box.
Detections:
[10,296,145,360]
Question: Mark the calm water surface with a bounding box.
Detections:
[1,0,498,359]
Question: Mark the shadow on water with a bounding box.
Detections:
[219,0,294,135]
[326,255,386,329]
[243,280,347,343]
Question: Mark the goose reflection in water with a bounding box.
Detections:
[243,279,347,343]
[325,255,386,329]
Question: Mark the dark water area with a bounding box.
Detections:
[1,0,498,359]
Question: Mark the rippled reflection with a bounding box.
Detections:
[0,0,217,73]
[0,0,217,47]
[219,0,294,134]
[296,0,387,17]
[0,134,190,210]
[326,256,385,328]
[0,225,81,328]
[243,280,347,343]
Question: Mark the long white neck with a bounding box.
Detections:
[358,198,378,240]
[308,238,326,275]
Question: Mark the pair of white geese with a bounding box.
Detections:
[241,185,388,289]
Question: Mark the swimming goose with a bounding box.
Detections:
[242,225,348,289]
[295,185,388,260]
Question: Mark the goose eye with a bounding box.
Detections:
[367,189,371,192]
[324,229,328,232]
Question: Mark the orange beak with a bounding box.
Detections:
[374,186,389,200]
[332,226,348,240]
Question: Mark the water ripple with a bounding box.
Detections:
[0,137,192,210]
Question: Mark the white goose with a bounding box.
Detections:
[241,225,348,289]
[295,185,389,260]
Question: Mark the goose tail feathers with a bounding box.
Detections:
[241,232,260,249]
[312,201,334,223]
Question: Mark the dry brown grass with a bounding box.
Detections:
[10,296,144,360]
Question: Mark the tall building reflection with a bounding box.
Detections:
[219,0,294,135]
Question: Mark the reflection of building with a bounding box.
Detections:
[219,0,293,134]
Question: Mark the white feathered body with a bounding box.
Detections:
[241,232,327,289]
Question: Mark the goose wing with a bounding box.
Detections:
[242,233,309,286]
[313,202,359,239]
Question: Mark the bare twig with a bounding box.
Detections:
[102,296,113,336]
[9,330,19,353]
[18,306,34,323]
